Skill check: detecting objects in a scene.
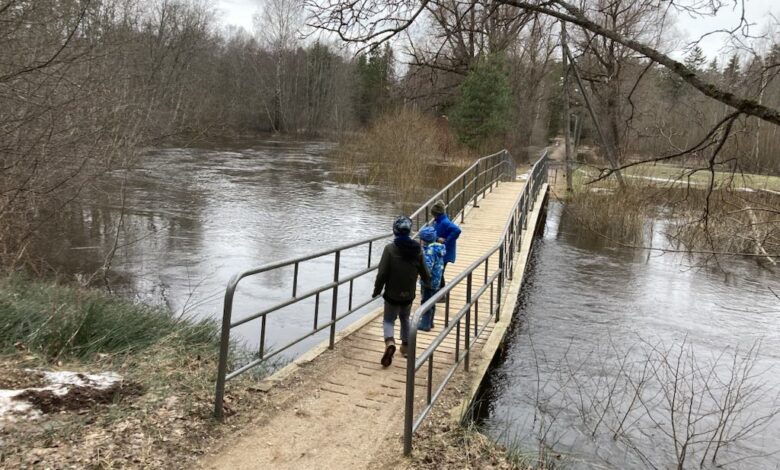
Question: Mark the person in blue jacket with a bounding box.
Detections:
[417,226,446,331]
[431,199,461,290]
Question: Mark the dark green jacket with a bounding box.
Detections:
[373,241,431,306]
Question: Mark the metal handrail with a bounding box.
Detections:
[402,151,548,454]
[214,149,518,420]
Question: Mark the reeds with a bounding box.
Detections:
[565,167,780,258]
[333,108,478,209]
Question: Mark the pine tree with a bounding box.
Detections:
[723,54,741,91]
[450,55,512,148]
[684,46,707,72]
[354,44,395,125]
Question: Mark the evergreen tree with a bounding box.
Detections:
[450,55,512,148]
[723,54,741,90]
[354,44,395,125]
[684,46,707,72]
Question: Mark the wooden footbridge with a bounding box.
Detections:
[205,151,549,469]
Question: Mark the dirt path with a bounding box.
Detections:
[200,182,525,470]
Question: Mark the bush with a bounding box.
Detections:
[334,107,473,207]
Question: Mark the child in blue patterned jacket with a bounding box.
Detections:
[418,226,446,331]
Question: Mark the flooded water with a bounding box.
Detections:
[41,140,405,354]
[480,201,780,469]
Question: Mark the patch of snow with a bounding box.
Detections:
[0,390,37,422]
[623,174,780,196]
[40,371,121,391]
[1,370,122,423]
[624,174,684,184]
[760,188,780,196]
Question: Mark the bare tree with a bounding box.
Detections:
[307,0,780,125]
[254,0,304,131]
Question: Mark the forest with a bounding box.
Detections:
[2,0,780,268]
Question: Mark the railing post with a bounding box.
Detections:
[259,315,266,359]
[472,166,479,210]
[482,160,487,199]
[403,324,418,455]
[329,250,340,349]
[214,278,237,421]
[461,175,467,223]
[523,191,529,230]
[292,262,299,297]
[445,291,450,326]
[465,273,472,371]
[497,244,504,322]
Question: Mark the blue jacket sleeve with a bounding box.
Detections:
[446,220,461,244]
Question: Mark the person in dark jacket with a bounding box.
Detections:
[373,216,431,367]
[431,199,461,290]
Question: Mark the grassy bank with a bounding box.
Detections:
[0,276,218,360]
[0,276,268,468]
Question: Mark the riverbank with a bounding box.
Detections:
[557,163,780,260]
[0,276,274,468]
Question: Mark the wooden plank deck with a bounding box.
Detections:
[203,180,534,470]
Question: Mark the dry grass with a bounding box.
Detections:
[664,188,780,257]
[562,176,655,246]
[0,277,275,469]
[562,167,780,259]
[333,108,481,209]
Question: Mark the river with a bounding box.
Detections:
[42,140,402,355]
[479,200,780,469]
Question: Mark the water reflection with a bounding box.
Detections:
[40,141,405,354]
[481,201,780,469]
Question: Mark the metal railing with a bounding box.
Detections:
[402,151,548,455]
[214,150,518,420]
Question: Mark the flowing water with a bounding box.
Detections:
[480,201,780,469]
[41,140,406,355]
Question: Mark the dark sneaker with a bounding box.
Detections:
[381,343,396,367]
[400,344,408,357]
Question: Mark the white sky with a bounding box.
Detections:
[215,0,779,62]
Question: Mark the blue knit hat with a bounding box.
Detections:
[419,226,437,243]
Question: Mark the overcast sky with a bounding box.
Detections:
[216,0,778,61]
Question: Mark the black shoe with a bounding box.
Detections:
[381,343,396,367]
